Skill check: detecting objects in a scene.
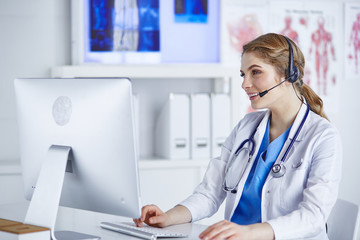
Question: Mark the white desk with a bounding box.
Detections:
[0,202,207,239]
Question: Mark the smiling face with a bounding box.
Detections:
[241,52,288,110]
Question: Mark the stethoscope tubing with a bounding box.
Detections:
[279,105,310,164]
[223,104,310,193]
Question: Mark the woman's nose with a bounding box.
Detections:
[241,76,252,90]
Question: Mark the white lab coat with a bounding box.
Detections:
[180,103,342,240]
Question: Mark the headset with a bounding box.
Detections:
[284,36,299,84]
[259,36,300,97]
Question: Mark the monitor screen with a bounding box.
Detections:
[14,78,141,235]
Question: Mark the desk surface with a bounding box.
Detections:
[0,202,207,240]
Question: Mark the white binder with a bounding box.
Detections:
[155,93,190,159]
[211,93,231,158]
[190,93,211,159]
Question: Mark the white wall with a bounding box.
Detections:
[336,79,360,203]
[0,0,71,203]
[0,0,71,161]
[0,0,360,212]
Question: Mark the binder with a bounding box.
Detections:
[155,93,190,159]
[211,93,231,158]
[190,94,211,159]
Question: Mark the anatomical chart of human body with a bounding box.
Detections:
[220,1,268,66]
[269,1,341,115]
[220,1,269,116]
[345,3,360,80]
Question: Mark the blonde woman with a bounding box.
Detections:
[134,33,342,240]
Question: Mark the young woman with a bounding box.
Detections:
[134,33,342,240]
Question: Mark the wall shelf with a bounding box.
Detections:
[51,64,246,126]
[52,64,238,79]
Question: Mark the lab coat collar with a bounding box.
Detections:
[253,101,309,145]
[248,105,311,163]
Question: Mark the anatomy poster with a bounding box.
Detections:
[269,2,308,48]
[269,1,341,115]
[220,0,268,66]
[345,3,360,79]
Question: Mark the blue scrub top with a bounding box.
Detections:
[231,119,291,225]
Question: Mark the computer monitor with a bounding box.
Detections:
[14,77,141,239]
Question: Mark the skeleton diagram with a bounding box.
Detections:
[309,16,336,96]
[349,13,360,73]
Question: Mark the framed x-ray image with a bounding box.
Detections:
[174,0,208,23]
[72,0,161,64]
[72,0,219,64]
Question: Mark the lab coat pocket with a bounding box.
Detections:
[279,160,308,212]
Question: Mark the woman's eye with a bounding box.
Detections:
[252,70,261,75]
[240,72,245,78]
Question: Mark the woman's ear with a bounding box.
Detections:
[283,76,293,86]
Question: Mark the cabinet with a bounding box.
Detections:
[50,64,245,224]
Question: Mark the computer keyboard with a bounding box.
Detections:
[100,221,188,240]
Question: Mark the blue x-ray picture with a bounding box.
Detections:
[137,0,160,51]
[90,0,114,51]
[174,0,208,23]
[90,0,160,52]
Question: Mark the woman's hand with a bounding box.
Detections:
[199,220,249,240]
[199,220,274,240]
[133,204,169,228]
[133,204,192,228]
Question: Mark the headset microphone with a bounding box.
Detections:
[259,78,287,97]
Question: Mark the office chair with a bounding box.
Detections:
[327,198,360,240]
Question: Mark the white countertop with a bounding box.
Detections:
[0,202,207,240]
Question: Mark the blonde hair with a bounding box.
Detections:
[242,33,328,120]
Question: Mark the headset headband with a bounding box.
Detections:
[283,36,299,83]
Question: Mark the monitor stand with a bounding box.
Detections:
[23,145,101,240]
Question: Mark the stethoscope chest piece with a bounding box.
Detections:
[271,163,286,178]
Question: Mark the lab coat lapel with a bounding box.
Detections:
[252,111,271,157]
[230,110,271,217]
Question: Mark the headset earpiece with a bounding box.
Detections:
[284,36,299,83]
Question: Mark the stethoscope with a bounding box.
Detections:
[223,105,310,194]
